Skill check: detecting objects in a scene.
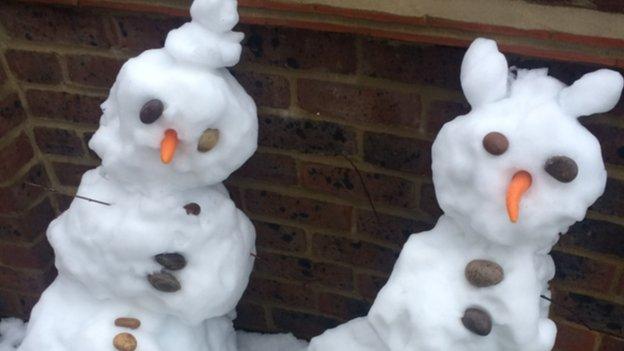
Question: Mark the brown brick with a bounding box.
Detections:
[426,99,470,136]
[253,220,307,253]
[34,127,84,157]
[297,79,421,127]
[0,289,22,317]
[559,219,624,258]
[312,233,398,273]
[245,189,352,231]
[0,3,111,48]
[272,308,340,340]
[17,293,41,319]
[231,70,290,109]
[591,178,624,217]
[224,183,243,210]
[361,39,464,90]
[363,132,431,175]
[301,162,416,208]
[552,251,617,293]
[554,321,598,351]
[0,133,34,183]
[507,55,599,86]
[420,182,443,218]
[599,335,624,351]
[5,50,62,84]
[356,210,432,247]
[0,265,55,295]
[356,273,388,301]
[66,55,123,88]
[0,93,26,138]
[259,115,357,156]
[0,198,55,243]
[584,123,624,166]
[240,25,357,74]
[0,239,53,270]
[0,164,49,214]
[619,273,624,297]
[111,15,185,52]
[52,162,92,187]
[82,131,101,161]
[55,193,73,213]
[317,292,370,320]
[234,302,269,332]
[234,152,297,185]
[27,90,103,125]
[254,252,353,292]
[551,290,624,335]
[244,277,315,308]
[0,64,6,86]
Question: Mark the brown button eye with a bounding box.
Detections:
[483,132,509,156]
[545,156,578,183]
[140,99,164,124]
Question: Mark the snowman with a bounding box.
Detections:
[17,0,258,350]
[308,38,623,351]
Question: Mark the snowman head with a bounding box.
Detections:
[432,38,623,247]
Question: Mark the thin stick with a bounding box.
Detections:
[342,154,381,227]
[24,182,112,206]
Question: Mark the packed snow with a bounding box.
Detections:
[237,331,308,351]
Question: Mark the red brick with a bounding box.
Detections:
[34,127,84,156]
[552,251,617,293]
[317,292,370,320]
[0,133,34,183]
[0,239,53,270]
[66,54,123,88]
[254,252,353,292]
[312,233,398,273]
[361,39,464,90]
[0,164,49,214]
[0,289,22,317]
[27,90,103,125]
[253,220,307,253]
[425,99,470,136]
[244,277,315,308]
[551,290,624,335]
[234,152,297,185]
[553,321,598,351]
[584,123,624,166]
[82,131,101,161]
[111,14,185,52]
[232,70,290,109]
[599,335,624,351]
[52,162,93,187]
[0,198,55,243]
[420,182,443,218]
[0,3,111,48]
[0,265,55,295]
[591,178,624,217]
[5,50,62,84]
[244,189,352,231]
[356,210,432,247]
[0,93,26,138]
[240,25,357,74]
[272,307,340,340]
[234,302,269,332]
[300,162,417,208]
[356,273,388,301]
[559,219,624,258]
[297,79,421,128]
[363,132,431,175]
[259,115,357,156]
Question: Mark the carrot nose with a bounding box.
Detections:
[506,171,532,223]
[160,129,179,164]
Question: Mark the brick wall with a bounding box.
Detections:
[0,2,623,350]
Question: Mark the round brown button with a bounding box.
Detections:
[140,99,164,124]
[461,307,492,336]
[483,132,509,156]
[545,156,578,183]
[465,259,504,288]
[113,332,137,351]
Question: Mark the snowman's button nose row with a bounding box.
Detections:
[465,259,504,288]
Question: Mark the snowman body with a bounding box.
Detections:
[309,38,623,351]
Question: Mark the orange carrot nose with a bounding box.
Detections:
[160,129,179,164]
[506,171,532,223]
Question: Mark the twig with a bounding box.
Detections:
[24,182,112,206]
[342,154,381,227]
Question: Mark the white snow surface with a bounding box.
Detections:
[0,319,26,351]
[308,38,623,351]
[237,331,308,351]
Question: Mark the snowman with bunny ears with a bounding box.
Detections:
[308,38,623,351]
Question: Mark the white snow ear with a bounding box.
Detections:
[460,38,509,108]
[559,69,624,118]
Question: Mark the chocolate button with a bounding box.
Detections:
[140,99,164,124]
[147,271,181,293]
[184,203,201,216]
[114,317,141,330]
[545,156,578,183]
[461,307,492,336]
[113,332,137,351]
[483,132,509,156]
[155,253,187,271]
[465,259,504,288]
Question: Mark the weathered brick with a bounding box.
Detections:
[111,15,185,52]
[553,321,598,351]
[591,178,624,217]
[66,55,123,88]
[297,79,421,127]
[259,115,357,156]
[254,252,353,292]
[231,70,290,109]
[301,162,416,208]
[599,335,624,351]
[356,273,388,301]
[34,127,84,157]
[234,302,269,331]
[584,123,624,166]
[234,152,297,185]
[240,25,357,74]
[363,132,431,175]
[552,251,616,293]
[253,220,307,253]
[551,290,624,335]
[0,93,26,138]
[426,99,470,136]
[0,133,34,183]
[244,277,315,308]
[272,308,340,340]
[0,3,111,48]
[0,164,48,214]
[0,265,55,295]
[0,198,55,243]
[0,289,22,317]
[52,162,92,187]
[312,233,398,273]
[5,50,62,84]
[361,39,464,90]
[317,292,370,320]
[27,90,103,125]
[559,219,624,258]
[356,210,432,247]
[244,189,352,231]
[0,239,53,270]
[420,182,444,218]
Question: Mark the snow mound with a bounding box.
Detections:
[0,319,26,351]
[237,331,308,351]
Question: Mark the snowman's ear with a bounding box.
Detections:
[460,38,509,109]
[558,69,624,118]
